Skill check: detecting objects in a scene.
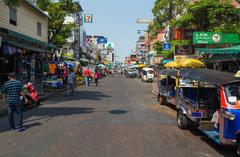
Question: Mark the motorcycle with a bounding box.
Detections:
[23,82,40,106]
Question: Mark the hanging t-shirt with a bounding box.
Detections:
[49,64,57,74]
[43,64,49,72]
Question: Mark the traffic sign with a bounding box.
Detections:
[84,14,93,23]
[162,43,171,51]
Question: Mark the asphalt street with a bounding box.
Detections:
[0,76,237,157]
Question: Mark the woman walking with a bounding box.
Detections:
[94,70,100,86]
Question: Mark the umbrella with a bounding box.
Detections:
[97,64,106,68]
[136,64,146,68]
[181,58,205,68]
[164,61,181,68]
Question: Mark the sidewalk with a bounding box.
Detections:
[0,81,84,117]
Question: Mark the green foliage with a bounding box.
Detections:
[36,0,51,11]
[153,41,163,54]
[37,0,78,46]
[152,0,187,29]
[171,0,240,34]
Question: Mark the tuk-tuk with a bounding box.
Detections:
[157,69,178,106]
[141,68,155,82]
[176,68,240,155]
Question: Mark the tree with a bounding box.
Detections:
[152,0,186,28]
[171,0,240,34]
[36,0,51,11]
[37,0,78,46]
[153,41,163,54]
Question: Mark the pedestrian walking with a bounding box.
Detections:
[84,67,91,87]
[2,73,26,131]
[94,70,100,86]
[67,68,76,96]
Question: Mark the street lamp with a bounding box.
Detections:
[137,30,150,65]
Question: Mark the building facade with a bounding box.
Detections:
[0,0,55,94]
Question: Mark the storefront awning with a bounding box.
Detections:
[4,40,45,52]
[197,45,240,55]
[0,28,56,49]
[205,54,240,63]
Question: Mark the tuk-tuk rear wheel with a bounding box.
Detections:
[177,110,188,130]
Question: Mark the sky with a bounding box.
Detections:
[79,0,155,61]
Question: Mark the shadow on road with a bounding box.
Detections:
[0,107,95,133]
[24,107,95,122]
[109,109,128,115]
[46,91,111,104]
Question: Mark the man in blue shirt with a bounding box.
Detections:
[2,73,25,131]
[67,69,76,96]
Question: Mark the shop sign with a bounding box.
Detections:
[193,32,240,44]
[173,29,184,40]
[105,42,114,49]
[173,29,193,40]
[84,14,93,23]
[175,45,195,55]
[97,37,107,44]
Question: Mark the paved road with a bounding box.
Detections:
[0,77,237,157]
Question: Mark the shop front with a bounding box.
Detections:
[0,28,56,95]
[197,45,240,73]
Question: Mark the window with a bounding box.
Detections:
[37,22,42,36]
[9,7,17,26]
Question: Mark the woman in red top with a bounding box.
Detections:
[93,70,100,86]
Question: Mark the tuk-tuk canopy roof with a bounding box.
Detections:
[179,68,239,85]
[158,69,178,77]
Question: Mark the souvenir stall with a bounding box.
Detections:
[43,61,65,92]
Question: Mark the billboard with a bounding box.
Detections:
[193,32,240,44]
[97,37,107,44]
[175,45,195,55]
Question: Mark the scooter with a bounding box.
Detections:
[23,82,40,106]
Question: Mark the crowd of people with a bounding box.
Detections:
[1,64,119,132]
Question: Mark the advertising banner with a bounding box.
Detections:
[193,32,240,44]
